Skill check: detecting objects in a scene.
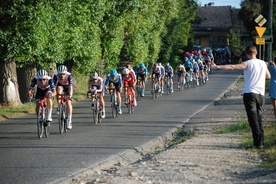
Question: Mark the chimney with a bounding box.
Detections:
[204,2,215,7]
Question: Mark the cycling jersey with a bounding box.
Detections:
[122,72,135,86]
[136,67,148,81]
[105,74,122,91]
[88,77,104,93]
[53,72,73,95]
[29,76,55,100]
[165,66,174,78]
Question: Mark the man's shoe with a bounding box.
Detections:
[118,108,122,115]
[101,111,105,118]
[56,108,60,115]
[67,121,72,130]
[125,98,128,105]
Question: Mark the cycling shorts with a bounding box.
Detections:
[185,68,192,72]
[57,85,70,95]
[108,82,121,92]
[36,87,52,101]
[137,73,146,81]
[177,71,184,77]
[193,67,199,73]
[165,71,173,78]
[152,72,160,80]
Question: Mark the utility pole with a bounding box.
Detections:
[267,0,273,62]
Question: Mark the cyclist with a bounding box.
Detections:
[193,61,199,86]
[28,70,56,126]
[151,63,161,93]
[105,69,123,115]
[198,59,206,82]
[176,63,186,89]
[184,55,194,83]
[53,65,74,130]
[88,72,105,118]
[136,62,147,97]
[164,62,174,92]
[122,68,137,106]
[158,62,165,93]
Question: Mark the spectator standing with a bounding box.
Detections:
[268,59,276,122]
[211,45,271,149]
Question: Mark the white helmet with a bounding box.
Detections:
[165,62,170,67]
[57,65,67,74]
[37,70,48,79]
[90,72,98,79]
[122,68,130,75]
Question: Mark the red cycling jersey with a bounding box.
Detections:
[122,72,135,86]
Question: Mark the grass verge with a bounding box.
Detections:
[217,118,276,168]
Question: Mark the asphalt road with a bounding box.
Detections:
[0,70,241,184]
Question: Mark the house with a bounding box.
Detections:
[192,3,249,50]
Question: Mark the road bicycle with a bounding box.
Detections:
[136,77,142,101]
[164,75,172,95]
[125,85,135,114]
[198,72,207,86]
[109,83,118,118]
[179,74,185,91]
[57,93,67,134]
[87,90,102,124]
[151,74,162,99]
[190,72,197,88]
[37,98,50,139]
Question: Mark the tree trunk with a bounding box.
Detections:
[17,63,37,103]
[0,59,22,106]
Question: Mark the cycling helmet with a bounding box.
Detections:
[139,62,145,68]
[37,69,48,79]
[57,65,67,74]
[185,52,191,57]
[122,68,130,75]
[90,72,98,79]
[109,69,117,77]
[165,62,170,67]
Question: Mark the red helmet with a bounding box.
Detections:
[185,52,191,57]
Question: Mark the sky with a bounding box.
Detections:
[199,0,241,8]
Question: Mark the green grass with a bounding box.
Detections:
[216,118,276,169]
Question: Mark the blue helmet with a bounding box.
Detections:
[110,69,117,77]
[139,62,145,68]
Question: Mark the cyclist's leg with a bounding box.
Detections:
[116,90,122,114]
[45,90,53,123]
[64,85,73,129]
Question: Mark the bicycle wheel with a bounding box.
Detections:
[44,124,49,137]
[127,98,132,114]
[58,104,64,134]
[111,94,117,118]
[63,108,67,133]
[180,77,184,91]
[136,85,141,101]
[93,101,99,124]
[37,108,44,139]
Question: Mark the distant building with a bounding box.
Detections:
[192,4,250,50]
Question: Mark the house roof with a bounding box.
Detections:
[194,6,233,29]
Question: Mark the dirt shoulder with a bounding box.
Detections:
[67,81,276,184]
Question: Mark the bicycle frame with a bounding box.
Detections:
[179,74,185,91]
[57,94,67,134]
[136,78,142,101]
[164,75,172,95]
[88,91,102,124]
[37,99,49,139]
[125,85,134,114]
[109,84,118,118]
[152,74,161,99]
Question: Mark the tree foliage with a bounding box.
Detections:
[0,0,197,104]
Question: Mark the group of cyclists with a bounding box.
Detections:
[28,48,214,130]
[28,65,74,130]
